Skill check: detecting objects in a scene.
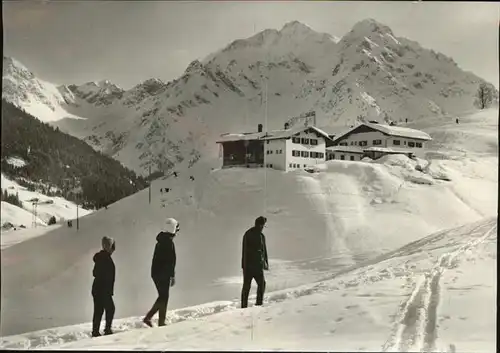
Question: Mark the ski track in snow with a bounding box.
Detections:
[381,222,497,352]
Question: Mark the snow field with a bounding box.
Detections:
[1,174,93,248]
[1,217,495,351]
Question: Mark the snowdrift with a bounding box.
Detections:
[1,217,495,351]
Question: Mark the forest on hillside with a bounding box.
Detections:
[1,99,149,209]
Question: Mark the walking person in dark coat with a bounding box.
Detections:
[91,236,116,337]
[241,216,269,308]
[143,218,179,327]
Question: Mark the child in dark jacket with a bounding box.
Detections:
[91,236,116,337]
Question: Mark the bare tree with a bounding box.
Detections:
[475,82,494,109]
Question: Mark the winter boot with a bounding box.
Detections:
[158,301,167,326]
[143,317,153,328]
[91,331,101,338]
[104,328,113,335]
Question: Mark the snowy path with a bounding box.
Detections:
[1,217,496,351]
[383,221,496,352]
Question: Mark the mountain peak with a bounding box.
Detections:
[3,56,33,77]
[350,18,394,36]
[280,20,310,32]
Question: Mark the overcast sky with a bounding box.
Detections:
[3,1,499,89]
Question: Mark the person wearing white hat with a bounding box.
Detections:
[143,218,179,327]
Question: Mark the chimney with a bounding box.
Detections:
[258,124,263,133]
[284,122,290,130]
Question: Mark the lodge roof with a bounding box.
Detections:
[216,125,333,143]
[326,146,364,154]
[333,122,432,143]
[364,146,415,154]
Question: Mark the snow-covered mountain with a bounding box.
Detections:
[2,19,498,175]
[66,80,125,107]
[2,57,82,123]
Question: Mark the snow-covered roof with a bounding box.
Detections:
[365,123,432,140]
[334,123,432,142]
[326,146,364,154]
[364,147,414,154]
[217,125,333,143]
[216,132,267,143]
[317,126,352,138]
[262,126,332,141]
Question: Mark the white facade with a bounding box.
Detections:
[285,130,326,171]
[264,129,327,172]
[264,138,287,170]
[335,130,427,157]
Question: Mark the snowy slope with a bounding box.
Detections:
[1,173,93,249]
[1,217,495,352]
[0,108,497,338]
[3,19,497,175]
[1,201,47,229]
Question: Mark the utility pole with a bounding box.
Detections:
[76,193,79,231]
[148,165,152,205]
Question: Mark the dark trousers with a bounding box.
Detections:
[241,268,266,308]
[145,277,171,325]
[92,294,115,333]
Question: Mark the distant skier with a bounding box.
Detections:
[91,236,116,337]
[143,218,179,327]
[189,176,195,181]
[173,172,178,178]
[241,216,269,308]
[456,117,459,124]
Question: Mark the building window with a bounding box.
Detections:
[266,150,270,155]
[310,139,318,146]
[354,141,358,145]
[408,142,415,148]
[301,151,309,158]
[292,137,301,144]
[359,141,368,146]
[289,163,293,168]
[393,140,401,146]
[416,142,422,148]
[331,154,335,160]
[341,155,345,160]
[304,164,307,168]
[340,142,348,146]
[301,138,310,144]
[280,149,283,153]
[276,150,279,154]
[350,156,355,161]
[404,141,407,145]
[292,150,300,157]
[310,152,316,158]
[318,152,324,159]
[373,140,382,145]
